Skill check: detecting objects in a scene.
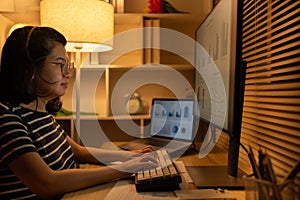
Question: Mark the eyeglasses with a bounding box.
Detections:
[48,61,75,75]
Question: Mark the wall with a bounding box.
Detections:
[0,14,14,60]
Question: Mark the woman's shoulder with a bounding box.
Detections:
[0,102,27,115]
[0,102,53,128]
[0,102,32,126]
[0,102,17,114]
[0,102,10,110]
[0,102,25,125]
[0,102,46,116]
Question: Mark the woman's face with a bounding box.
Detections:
[34,43,73,100]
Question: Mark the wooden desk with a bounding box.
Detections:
[62,143,246,200]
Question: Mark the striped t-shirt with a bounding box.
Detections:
[0,102,75,199]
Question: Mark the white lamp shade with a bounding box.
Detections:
[40,0,114,52]
[8,23,30,36]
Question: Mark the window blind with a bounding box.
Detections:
[240,0,300,187]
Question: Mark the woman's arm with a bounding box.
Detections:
[9,151,157,199]
[66,136,154,164]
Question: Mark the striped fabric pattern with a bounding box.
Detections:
[0,103,75,199]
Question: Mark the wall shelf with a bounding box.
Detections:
[55,1,213,144]
[56,114,150,121]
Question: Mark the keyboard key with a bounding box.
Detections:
[143,170,150,178]
[162,166,171,176]
[168,165,178,175]
[156,167,164,176]
[137,171,147,181]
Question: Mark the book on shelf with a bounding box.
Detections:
[143,17,152,64]
[143,17,160,64]
[110,0,124,13]
[151,18,160,64]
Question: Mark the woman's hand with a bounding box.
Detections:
[109,145,155,163]
[113,152,158,173]
[131,145,155,153]
[112,145,155,162]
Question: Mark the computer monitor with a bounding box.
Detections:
[189,0,246,189]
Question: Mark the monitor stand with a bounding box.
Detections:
[186,166,246,190]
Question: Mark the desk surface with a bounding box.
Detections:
[62,143,246,200]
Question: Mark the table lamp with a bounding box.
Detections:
[40,0,114,142]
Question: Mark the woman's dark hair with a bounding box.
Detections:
[0,26,67,114]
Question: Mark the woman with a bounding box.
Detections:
[0,26,157,199]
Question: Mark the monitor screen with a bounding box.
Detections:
[194,0,246,178]
[150,98,195,141]
[195,0,238,136]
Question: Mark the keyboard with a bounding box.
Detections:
[135,149,182,192]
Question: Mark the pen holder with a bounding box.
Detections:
[244,175,299,200]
